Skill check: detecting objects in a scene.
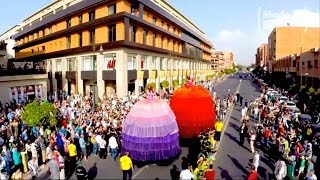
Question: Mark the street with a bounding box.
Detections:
[213,74,274,179]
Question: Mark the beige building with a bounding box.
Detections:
[0,0,214,103]
[268,27,320,61]
[211,51,234,71]
[255,43,268,67]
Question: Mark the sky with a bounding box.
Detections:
[0,0,319,65]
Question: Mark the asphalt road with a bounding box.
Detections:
[213,74,274,179]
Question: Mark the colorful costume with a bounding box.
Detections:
[170,77,216,138]
[121,88,181,162]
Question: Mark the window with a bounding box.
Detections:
[82,55,97,71]
[78,15,83,24]
[315,59,319,68]
[292,60,296,67]
[143,30,147,44]
[48,27,52,34]
[108,4,116,15]
[167,59,171,70]
[67,58,76,71]
[152,33,156,46]
[141,55,148,70]
[160,57,165,70]
[67,19,71,28]
[108,24,116,42]
[167,24,170,31]
[173,27,176,34]
[161,21,164,27]
[42,46,45,51]
[89,11,95,21]
[89,29,95,45]
[103,53,116,70]
[129,26,136,42]
[131,4,139,16]
[151,57,156,70]
[302,61,305,67]
[127,54,136,70]
[308,60,312,69]
[31,49,34,53]
[161,36,164,48]
[56,59,62,71]
[152,17,157,24]
[66,36,71,49]
[78,33,82,47]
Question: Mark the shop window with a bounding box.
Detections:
[56,59,62,71]
[141,55,148,70]
[128,54,137,70]
[103,53,116,70]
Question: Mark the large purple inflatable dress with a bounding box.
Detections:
[121,92,181,162]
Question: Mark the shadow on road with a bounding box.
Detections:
[217,167,233,180]
[227,155,248,176]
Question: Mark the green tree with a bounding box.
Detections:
[181,79,187,85]
[41,101,58,126]
[21,100,58,127]
[172,80,179,88]
[146,82,156,90]
[308,87,315,95]
[161,80,169,88]
[21,101,44,126]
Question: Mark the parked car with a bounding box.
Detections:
[298,114,312,123]
[286,101,296,108]
[279,96,289,104]
[288,107,301,119]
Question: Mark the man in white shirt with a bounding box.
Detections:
[98,136,107,159]
[109,135,118,161]
[306,169,317,180]
[252,150,260,171]
[179,167,194,180]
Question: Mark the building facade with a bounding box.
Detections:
[273,48,320,88]
[268,27,320,61]
[3,0,213,102]
[255,43,268,67]
[211,51,234,71]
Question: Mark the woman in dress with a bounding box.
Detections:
[20,147,28,173]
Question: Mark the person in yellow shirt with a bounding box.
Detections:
[68,139,77,170]
[119,152,133,180]
[214,119,224,141]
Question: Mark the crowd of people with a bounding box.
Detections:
[237,76,319,179]
[0,76,221,180]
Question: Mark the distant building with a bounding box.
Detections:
[255,43,268,67]
[211,51,234,71]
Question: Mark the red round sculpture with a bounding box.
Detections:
[170,82,216,139]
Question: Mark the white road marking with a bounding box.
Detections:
[132,165,148,179]
[213,80,242,159]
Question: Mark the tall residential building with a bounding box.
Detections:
[0,0,214,103]
[268,27,320,61]
[255,43,268,67]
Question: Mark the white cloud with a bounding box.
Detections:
[214,8,319,66]
[215,29,246,43]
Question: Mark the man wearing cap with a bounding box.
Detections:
[120,152,133,180]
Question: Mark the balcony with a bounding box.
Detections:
[0,68,47,76]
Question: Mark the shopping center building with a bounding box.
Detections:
[3,0,214,102]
